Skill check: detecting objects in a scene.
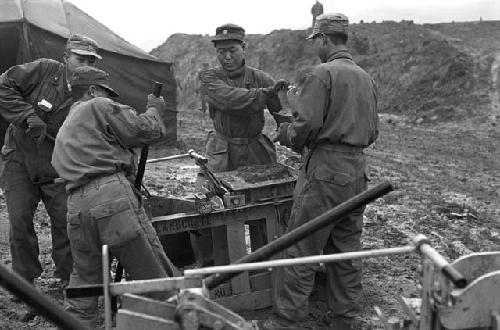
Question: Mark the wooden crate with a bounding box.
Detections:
[151,164,296,311]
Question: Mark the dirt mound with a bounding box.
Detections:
[152,21,500,124]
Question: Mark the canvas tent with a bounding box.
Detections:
[0,0,177,145]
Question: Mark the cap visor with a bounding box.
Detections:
[100,85,119,97]
[70,49,102,60]
[211,34,244,43]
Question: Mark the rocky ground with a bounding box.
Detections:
[0,20,499,330]
[1,104,498,329]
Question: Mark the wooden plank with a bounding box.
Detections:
[226,223,250,295]
[120,294,176,319]
[214,289,272,311]
[249,271,271,292]
[212,226,229,266]
[152,199,291,235]
[419,259,434,330]
[116,309,180,330]
[209,272,272,300]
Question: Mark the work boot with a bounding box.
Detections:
[257,314,300,330]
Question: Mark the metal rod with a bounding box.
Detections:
[411,234,467,288]
[146,153,191,164]
[65,277,203,298]
[205,181,394,289]
[186,245,415,276]
[103,246,112,330]
[0,263,87,330]
[420,243,467,288]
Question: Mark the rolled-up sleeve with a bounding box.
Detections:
[286,73,329,151]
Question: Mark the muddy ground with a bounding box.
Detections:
[0,98,498,329]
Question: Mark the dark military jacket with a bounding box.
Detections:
[282,48,379,152]
[0,59,73,182]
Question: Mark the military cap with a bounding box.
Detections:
[211,23,245,43]
[71,66,119,97]
[307,13,349,39]
[66,34,102,60]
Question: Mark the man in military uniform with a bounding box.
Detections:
[0,35,100,297]
[311,1,325,27]
[193,24,287,266]
[199,23,287,173]
[52,66,176,328]
[265,14,379,330]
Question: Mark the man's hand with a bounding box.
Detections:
[25,114,47,144]
[146,94,166,114]
[272,111,294,128]
[272,122,291,147]
[273,79,290,94]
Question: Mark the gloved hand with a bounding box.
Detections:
[273,79,290,94]
[146,94,166,114]
[25,114,47,144]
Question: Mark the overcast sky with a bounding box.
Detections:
[69,0,499,52]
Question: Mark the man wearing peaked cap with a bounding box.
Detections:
[264,13,379,330]
[193,23,290,267]
[66,34,102,59]
[307,13,349,39]
[0,33,101,320]
[70,66,119,97]
[52,66,177,328]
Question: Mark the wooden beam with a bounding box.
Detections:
[226,223,250,295]
[214,289,272,312]
[152,199,292,235]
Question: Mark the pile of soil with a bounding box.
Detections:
[234,164,296,184]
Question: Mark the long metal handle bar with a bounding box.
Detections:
[205,181,394,289]
[0,263,88,330]
[146,152,191,164]
[65,277,202,298]
[412,235,467,288]
[185,245,416,276]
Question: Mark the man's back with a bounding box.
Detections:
[314,54,378,147]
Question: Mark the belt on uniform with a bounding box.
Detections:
[215,131,260,145]
[314,143,365,153]
[68,172,126,195]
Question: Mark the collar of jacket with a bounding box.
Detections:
[326,48,353,62]
[225,60,247,79]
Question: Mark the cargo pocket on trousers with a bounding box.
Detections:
[67,212,91,252]
[314,168,352,186]
[90,197,141,247]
